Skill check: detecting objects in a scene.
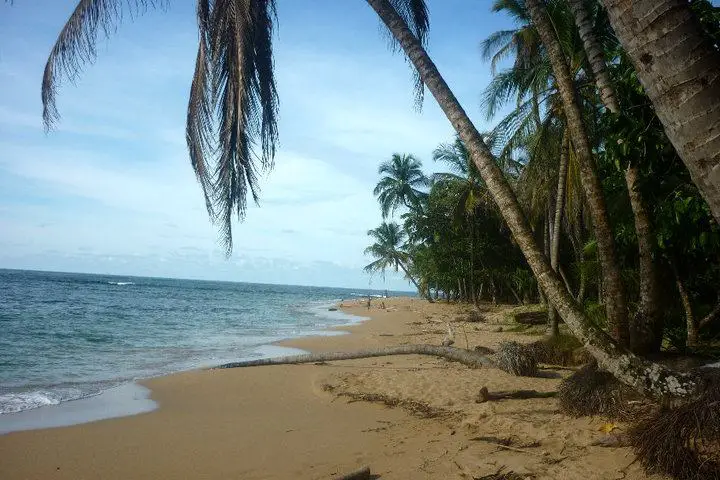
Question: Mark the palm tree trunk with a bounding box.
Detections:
[626,165,662,353]
[548,129,570,337]
[216,344,496,370]
[366,0,700,400]
[671,262,698,348]
[525,0,629,347]
[568,0,662,354]
[600,0,720,224]
[568,0,620,113]
[397,260,431,302]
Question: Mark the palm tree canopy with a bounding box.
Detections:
[363,222,409,278]
[373,153,429,218]
[40,0,431,253]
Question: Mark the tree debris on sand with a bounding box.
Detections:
[629,373,720,480]
[332,465,371,480]
[495,341,538,377]
[557,362,640,419]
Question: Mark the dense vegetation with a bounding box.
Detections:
[364,0,720,354]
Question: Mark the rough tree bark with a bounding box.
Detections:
[366,0,700,400]
[600,0,720,225]
[525,0,630,347]
[567,0,662,353]
[625,165,662,353]
[548,129,570,337]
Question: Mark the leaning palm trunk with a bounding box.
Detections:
[600,0,720,225]
[398,260,433,302]
[525,0,629,347]
[366,0,700,400]
[568,0,661,353]
[548,129,570,337]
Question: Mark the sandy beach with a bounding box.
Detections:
[0,297,662,479]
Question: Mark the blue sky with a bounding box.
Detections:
[0,1,515,289]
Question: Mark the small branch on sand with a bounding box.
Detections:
[213,344,496,370]
[469,436,546,457]
[333,465,371,480]
[476,386,558,403]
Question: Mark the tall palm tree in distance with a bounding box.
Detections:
[373,153,429,218]
[364,222,424,295]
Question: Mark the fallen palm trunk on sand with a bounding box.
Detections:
[214,344,496,370]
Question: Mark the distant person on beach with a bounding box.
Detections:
[367,296,371,310]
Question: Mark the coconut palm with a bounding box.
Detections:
[364,221,424,294]
[567,0,661,353]
[524,0,630,346]
[599,0,720,224]
[366,0,700,397]
[373,153,429,218]
[41,0,703,398]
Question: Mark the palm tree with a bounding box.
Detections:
[365,0,699,398]
[600,0,720,225]
[41,0,701,398]
[567,0,661,353]
[432,136,489,307]
[373,153,429,218]
[364,222,424,295]
[524,0,630,347]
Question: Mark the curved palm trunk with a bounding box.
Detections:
[548,129,570,337]
[568,0,661,353]
[397,259,432,302]
[525,0,629,347]
[600,0,720,225]
[366,0,699,400]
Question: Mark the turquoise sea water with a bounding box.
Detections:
[0,269,410,417]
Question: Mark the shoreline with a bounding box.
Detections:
[0,297,656,479]
[0,297,375,435]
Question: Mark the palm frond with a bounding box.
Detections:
[43,0,279,255]
[201,0,279,253]
[386,0,429,108]
[42,0,168,128]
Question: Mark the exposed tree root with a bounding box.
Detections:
[214,344,496,370]
[558,362,641,419]
[628,373,720,480]
[495,342,539,377]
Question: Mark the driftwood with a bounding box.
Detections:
[469,436,545,457]
[333,465,371,480]
[214,344,496,370]
[476,386,557,403]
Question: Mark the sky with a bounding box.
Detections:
[0,1,516,290]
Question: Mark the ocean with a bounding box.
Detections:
[0,269,410,426]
